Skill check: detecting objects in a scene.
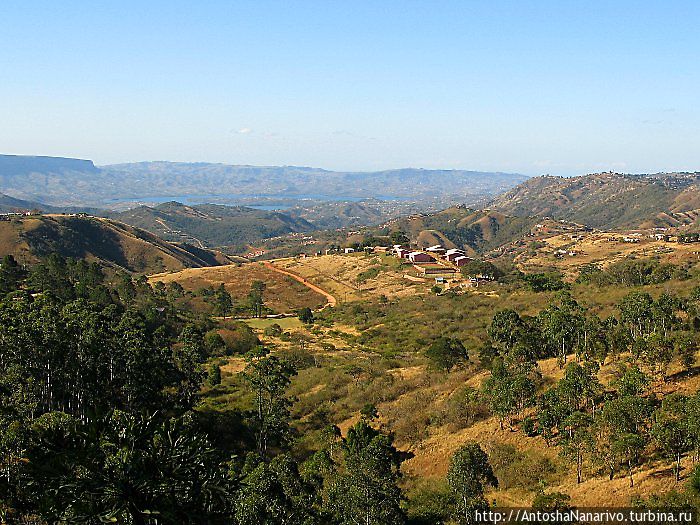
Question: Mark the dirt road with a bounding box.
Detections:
[263,261,337,308]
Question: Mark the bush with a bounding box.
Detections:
[524,272,568,292]
[487,443,560,489]
[441,386,489,431]
[264,323,283,337]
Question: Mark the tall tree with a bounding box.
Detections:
[447,443,498,524]
[241,349,297,456]
[325,421,406,525]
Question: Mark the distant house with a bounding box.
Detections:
[453,255,472,267]
[395,248,410,259]
[344,247,355,253]
[444,249,467,262]
[373,246,389,253]
[622,237,640,243]
[408,251,432,263]
[425,245,446,255]
[416,265,457,277]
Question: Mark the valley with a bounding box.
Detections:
[4,159,700,521]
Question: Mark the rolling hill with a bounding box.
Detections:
[391,206,538,255]
[491,172,700,230]
[111,202,315,249]
[0,214,232,273]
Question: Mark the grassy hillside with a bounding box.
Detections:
[112,202,314,249]
[393,206,537,255]
[0,214,231,273]
[149,262,327,314]
[491,172,700,230]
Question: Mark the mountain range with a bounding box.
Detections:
[111,202,314,249]
[0,154,529,208]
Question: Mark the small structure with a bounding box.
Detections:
[453,255,472,267]
[373,246,389,253]
[426,245,446,255]
[444,248,467,262]
[415,265,457,278]
[344,247,355,254]
[622,236,640,243]
[408,251,432,263]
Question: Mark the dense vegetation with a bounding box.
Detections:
[4,246,700,522]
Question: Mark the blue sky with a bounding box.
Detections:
[1,1,698,175]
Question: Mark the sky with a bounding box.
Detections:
[1,1,699,175]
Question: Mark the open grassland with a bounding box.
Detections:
[274,253,427,303]
[206,330,700,508]
[149,262,326,314]
[518,231,700,278]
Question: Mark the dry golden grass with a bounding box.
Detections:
[518,231,700,279]
[149,262,326,314]
[346,353,700,507]
[275,253,425,303]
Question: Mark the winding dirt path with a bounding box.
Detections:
[263,260,337,309]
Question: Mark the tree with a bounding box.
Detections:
[241,349,297,456]
[248,281,266,318]
[618,291,654,340]
[298,307,314,324]
[674,332,697,371]
[207,362,222,387]
[461,260,503,281]
[29,411,230,524]
[213,283,233,318]
[360,403,379,422]
[325,421,406,525]
[447,443,498,524]
[0,255,25,294]
[235,454,317,525]
[557,362,602,414]
[642,333,674,380]
[483,358,536,430]
[425,337,469,372]
[389,230,409,246]
[612,433,645,487]
[559,412,593,484]
[613,364,649,397]
[538,303,582,367]
[652,395,691,482]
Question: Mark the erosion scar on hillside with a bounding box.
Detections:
[263,260,337,309]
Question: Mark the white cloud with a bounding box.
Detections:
[236,128,253,134]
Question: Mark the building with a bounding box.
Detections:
[444,248,467,262]
[416,265,457,278]
[425,245,446,255]
[344,247,355,253]
[395,248,410,259]
[453,255,472,267]
[408,251,432,263]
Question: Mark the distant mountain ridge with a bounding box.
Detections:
[111,202,315,249]
[0,154,98,176]
[0,154,528,207]
[490,172,700,230]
